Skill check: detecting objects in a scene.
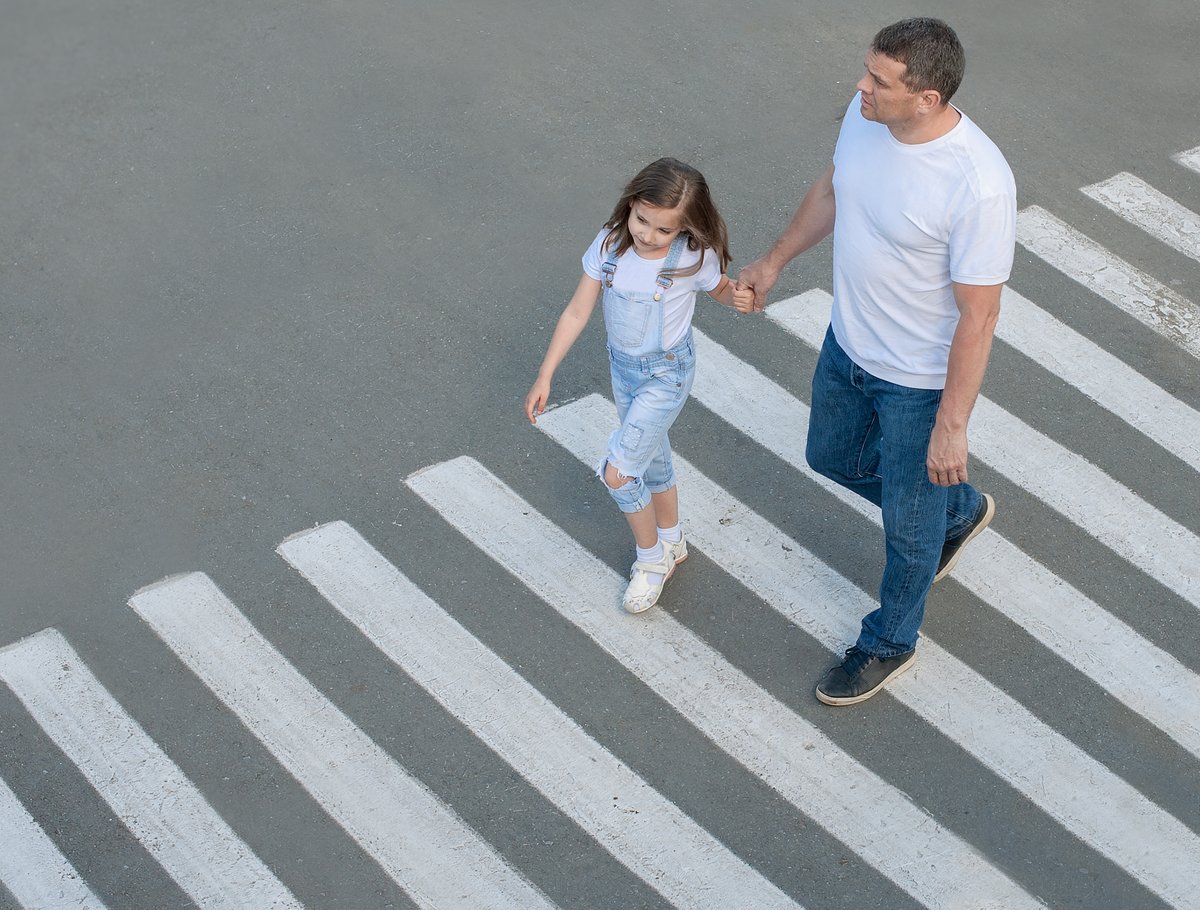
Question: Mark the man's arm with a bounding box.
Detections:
[926,281,1002,486]
[738,164,837,310]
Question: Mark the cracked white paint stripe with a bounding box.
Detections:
[0,630,301,910]
[1082,171,1200,262]
[1016,205,1200,359]
[0,773,107,909]
[994,286,1200,473]
[407,456,1043,910]
[279,521,803,910]
[537,395,1200,910]
[1174,146,1200,175]
[129,573,557,910]
[766,297,1200,609]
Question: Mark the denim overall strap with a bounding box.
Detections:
[600,233,688,290]
[653,235,687,298]
[600,236,620,288]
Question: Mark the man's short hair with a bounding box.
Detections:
[872,18,965,104]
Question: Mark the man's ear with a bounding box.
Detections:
[916,89,944,114]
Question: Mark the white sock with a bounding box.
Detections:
[658,523,682,544]
[635,542,666,585]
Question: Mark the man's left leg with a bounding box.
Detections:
[816,379,945,706]
[934,486,994,584]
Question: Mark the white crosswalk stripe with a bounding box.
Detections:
[1175,146,1200,174]
[1015,205,1200,359]
[766,294,1200,609]
[784,287,1200,474]
[278,521,803,910]
[0,774,107,910]
[689,323,1200,761]
[995,286,1200,473]
[0,630,302,910]
[1082,171,1200,262]
[128,573,559,910]
[407,456,1045,910]
[535,394,1200,909]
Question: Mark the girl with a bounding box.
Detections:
[525,158,753,613]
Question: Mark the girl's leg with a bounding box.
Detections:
[603,347,694,612]
[604,461,660,548]
[650,485,678,531]
[603,350,692,536]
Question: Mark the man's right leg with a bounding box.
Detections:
[805,327,883,505]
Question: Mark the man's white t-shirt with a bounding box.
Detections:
[583,229,723,350]
[831,94,1016,389]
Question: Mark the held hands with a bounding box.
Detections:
[734,257,781,313]
[524,377,551,425]
[731,284,756,314]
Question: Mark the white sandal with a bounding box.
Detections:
[662,533,688,567]
[622,552,676,614]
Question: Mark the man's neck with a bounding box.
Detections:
[889,104,962,145]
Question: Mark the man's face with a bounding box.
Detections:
[855,50,921,127]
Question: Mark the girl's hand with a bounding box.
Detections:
[736,258,781,312]
[525,378,551,424]
[732,284,756,314]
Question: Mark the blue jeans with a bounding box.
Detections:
[807,327,982,656]
[600,334,696,513]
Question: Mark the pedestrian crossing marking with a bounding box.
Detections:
[129,573,558,910]
[408,456,1046,910]
[995,286,1200,473]
[0,774,107,910]
[766,295,1200,609]
[689,324,1200,761]
[0,629,302,910]
[1016,205,1200,359]
[278,521,804,910]
[1175,145,1200,175]
[1082,171,1200,263]
[536,394,1200,909]
[783,287,1200,474]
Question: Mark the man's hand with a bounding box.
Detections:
[926,419,969,486]
[736,258,782,313]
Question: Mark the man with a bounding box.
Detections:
[738,18,1016,706]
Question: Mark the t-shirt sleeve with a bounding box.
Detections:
[582,229,609,280]
[695,246,724,292]
[948,192,1017,285]
[832,94,864,166]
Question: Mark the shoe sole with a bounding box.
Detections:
[815,651,917,706]
[933,493,995,585]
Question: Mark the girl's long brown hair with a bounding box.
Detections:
[602,157,732,279]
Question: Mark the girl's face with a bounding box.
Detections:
[627,200,684,259]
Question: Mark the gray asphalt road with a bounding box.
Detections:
[2,0,1199,907]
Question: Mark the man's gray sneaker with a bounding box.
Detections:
[933,493,995,584]
[815,646,916,706]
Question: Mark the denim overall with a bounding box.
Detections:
[598,235,697,513]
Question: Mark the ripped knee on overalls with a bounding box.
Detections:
[602,460,636,490]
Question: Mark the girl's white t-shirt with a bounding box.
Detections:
[582,228,723,350]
